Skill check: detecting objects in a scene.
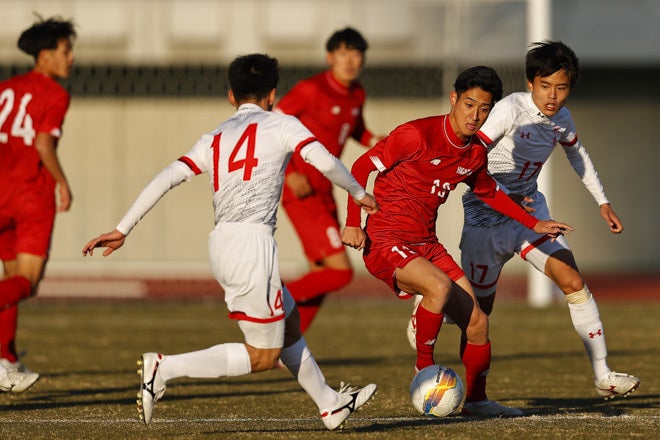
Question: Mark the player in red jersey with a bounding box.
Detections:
[342,66,573,417]
[274,27,381,332]
[0,16,76,392]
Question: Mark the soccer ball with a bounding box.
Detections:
[410,365,464,417]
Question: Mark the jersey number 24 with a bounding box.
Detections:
[0,89,35,146]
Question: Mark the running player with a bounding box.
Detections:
[458,41,639,399]
[342,66,573,417]
[82,54,378,430]
[274,27,381,332]
[0,16,76,392]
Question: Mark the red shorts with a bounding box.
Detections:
[282,191,344,263]
[363,240,464,299]
[0,185,55,260]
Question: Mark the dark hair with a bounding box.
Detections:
[526,41,580,88]
[453,66,503,103]
[326,27,368,53]
[228,54,280,102]
[17,16,76,60]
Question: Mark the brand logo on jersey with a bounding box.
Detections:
[520,131,531,139]
[431,159,442,165]
[456,166,472,175]
[331,105,341,115]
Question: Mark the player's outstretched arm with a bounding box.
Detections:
[599,203,623,234]
[82,229,126,257]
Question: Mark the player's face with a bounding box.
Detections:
[448,87,494,139]
[528,69,571,117]
[326,43,364,87]
[42,38,75,79]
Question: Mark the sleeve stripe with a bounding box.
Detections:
[370,155,386,172]
[477,130,493,145]
[178,156,202,175]
[294,137,317,154]
[560,135,579,147]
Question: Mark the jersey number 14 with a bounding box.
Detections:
[211,123,260,191]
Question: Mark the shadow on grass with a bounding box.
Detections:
[519,393,659,415]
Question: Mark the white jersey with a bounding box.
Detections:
[462,92,609,227]
[116,103,365,235]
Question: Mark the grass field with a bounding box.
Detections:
[1,297,658,439]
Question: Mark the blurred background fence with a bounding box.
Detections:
[1,0,658,297]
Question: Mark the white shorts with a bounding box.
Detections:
[459,192,570,297]
[208,222,294,349]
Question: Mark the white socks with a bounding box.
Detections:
[153,338,339,412]
[566,286,611,379]
[279,337,338,411]
[158,342,251,382]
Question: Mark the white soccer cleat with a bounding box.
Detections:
[137,352,167,425]
[0,358,39,392]
[406,295,423,350]
[594,371,640,400]
[462,399,524,417]
[320,382,377,430]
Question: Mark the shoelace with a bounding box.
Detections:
[333,382,359,413]
[142,360,161,400]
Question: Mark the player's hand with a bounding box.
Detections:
[342,226,367,250]
[285,171,313,199]
[533,220,574,241]
[57,181,72,212]
[355,193,379,215]
[599,203,623,234]
[509,193,535,213]
[82,229,127,257]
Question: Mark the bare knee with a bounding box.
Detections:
[547,250,584,294]
[245,345,282,372]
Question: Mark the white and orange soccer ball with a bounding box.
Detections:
[410,365,464,417]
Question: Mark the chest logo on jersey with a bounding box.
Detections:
[456,166,473,176]
[331,105,341,115]
[430,158,442,165]
[520,131,531,139]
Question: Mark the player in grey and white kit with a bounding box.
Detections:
[82,54,378,430]
[460,41,639,399]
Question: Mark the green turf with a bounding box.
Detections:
[1,298,657,439]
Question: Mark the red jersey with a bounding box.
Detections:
[347,114,537,246]
[0,71,70,189]
[276,71,374,197]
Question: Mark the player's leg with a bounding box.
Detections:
[1,253,45,305]
[294,251,353,333]
[446,275,522,416]
[283,199,353,332]
[395,255,454,372]
[540,246,639,398]
[0,253,43,392]
[277,285,376,430]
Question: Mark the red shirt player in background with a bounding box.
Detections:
[274,27,381,332]
[342,66,573,417]
[0,16,76,392]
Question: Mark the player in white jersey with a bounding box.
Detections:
[82,54,378,430]
[459,41,639,399]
